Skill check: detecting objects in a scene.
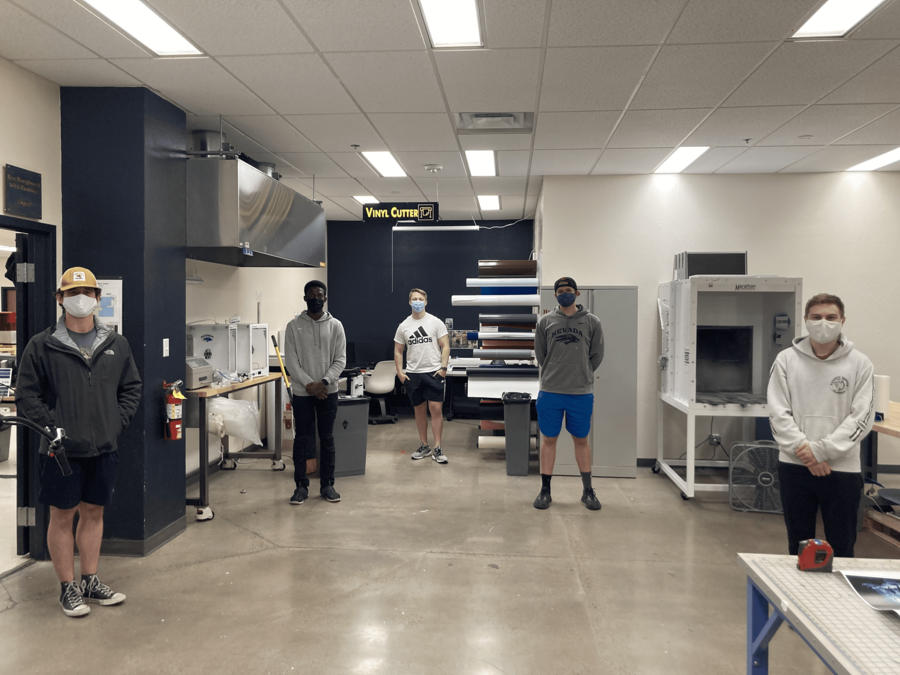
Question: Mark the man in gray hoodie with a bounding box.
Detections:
[283,280,347,505]
[533,277,604,511]
[768,293,874,558]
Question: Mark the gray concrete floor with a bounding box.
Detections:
[1,416,898,674]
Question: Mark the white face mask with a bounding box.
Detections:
[806,319,842,345]
[63,294,97,318]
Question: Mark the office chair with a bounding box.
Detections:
[365,360,399,425]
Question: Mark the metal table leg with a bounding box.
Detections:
[747,578,777,674]
[194,397,213,521]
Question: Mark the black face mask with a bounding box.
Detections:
[306,298,325,313]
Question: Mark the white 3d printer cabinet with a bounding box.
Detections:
[656,276,802,498]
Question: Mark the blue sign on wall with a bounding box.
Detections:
[4,164,42,220]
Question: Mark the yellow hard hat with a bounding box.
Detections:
[58,267,100,292]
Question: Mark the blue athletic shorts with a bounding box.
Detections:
[536,391,594,439]
[39,451,119,510]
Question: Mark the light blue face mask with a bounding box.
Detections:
[411,300,425,313]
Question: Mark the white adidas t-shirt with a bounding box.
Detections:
[394,313,448,373]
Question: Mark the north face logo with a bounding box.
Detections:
[342,420,349,430]
[555,334,580,345]
[104,349,114,355]
[831,376,849,394]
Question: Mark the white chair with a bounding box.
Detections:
[365,360,399,424]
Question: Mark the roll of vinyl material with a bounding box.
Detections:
[472,349,535,359]
[467,331,536,341]
[875,375,891,420]
[477,436,537,450]
[452,294,541,306]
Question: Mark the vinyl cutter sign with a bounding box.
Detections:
[363,202,438,223]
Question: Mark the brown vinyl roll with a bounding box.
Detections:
[478,260,538,277]
[480,340,535,349]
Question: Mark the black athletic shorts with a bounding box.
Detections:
[39,451,119,509]
[406,371,445,406]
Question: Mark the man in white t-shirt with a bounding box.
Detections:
[394,288,451,463]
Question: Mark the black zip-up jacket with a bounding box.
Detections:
[15,317,142,457]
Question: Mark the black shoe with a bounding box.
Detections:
[60,581,90,617]
[290,485,308,505]
[533,489,552,510]
[581,489,601,511]
[80,575,125,606]
[321,485,341,502]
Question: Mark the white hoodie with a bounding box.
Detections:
[767,335,874,473]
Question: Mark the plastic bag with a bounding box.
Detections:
[207,397,262,446]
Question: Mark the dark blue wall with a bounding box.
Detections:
[61,87,186,551]
[326,219,533,365]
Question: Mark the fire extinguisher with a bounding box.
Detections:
[164,380,186,440]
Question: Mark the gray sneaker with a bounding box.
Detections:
[432,446,448,464]
[60,581,90,617]
[80,575,125,606]
[411,443,432,460]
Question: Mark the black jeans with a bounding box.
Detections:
[292,392,338,489]
[778,461,864,558]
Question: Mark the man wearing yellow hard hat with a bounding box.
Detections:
[15,266,142,618]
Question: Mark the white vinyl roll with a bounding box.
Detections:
[875,375,891,419]
[452,294,541,306]
[477,436,537,450]
[472,349,535,359]
[472,332,535,340]
[466,278,539,287]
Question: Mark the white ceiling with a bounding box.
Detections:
[3,0,900,222]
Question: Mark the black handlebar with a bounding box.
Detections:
[0,415,70,477]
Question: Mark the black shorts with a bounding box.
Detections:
[406,371,445,406]
[39,451,119,510]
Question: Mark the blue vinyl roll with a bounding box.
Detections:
[467,331,478,341]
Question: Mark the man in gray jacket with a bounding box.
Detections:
[533,277,604,511]
[283,280,347,505]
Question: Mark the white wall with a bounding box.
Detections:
[0,57,62,280]
[539,173,900,462]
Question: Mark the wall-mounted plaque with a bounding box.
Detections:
[4,165,42,220]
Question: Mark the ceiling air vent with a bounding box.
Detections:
[456,112,533,135]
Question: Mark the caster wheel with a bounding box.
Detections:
[195,506,214,521]
[391,419,397,424]
[651,462,661,474]
[219,459,237,471]
[681,492,690,501]
[271,460,286,471]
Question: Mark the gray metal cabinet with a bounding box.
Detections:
[539,286,638,478]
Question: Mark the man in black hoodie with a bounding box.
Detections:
[16,267,142,618]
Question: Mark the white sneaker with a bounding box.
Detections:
[432,447,448,464]
[412,443,432,460]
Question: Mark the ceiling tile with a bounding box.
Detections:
[186,116,225,131]
[682,147,747,173]
[368,113,459,152]
[434,196,478,218]
[327,197,365,219]
[284,114,385,153]
[834,108,900,145]
[489,202,527,220]
[316,196,358,221]
[534,112,619,149]
[13,59,140,87]
[667,0,813,43]
[524,195,539,214]
[759,104,898,146]
[684,106,805,146]
[484,0,546,48]
[851,1,900,39]
[821,47,900,104]
[280,177,314,196]
[218,54,357,114]
[323,51,444,113]
[526,177,543,196]
[724,40,899,107]
[0,0,96,60]
[212,126,269,156]
[276,153,349,178]
[417,177,473,198]
[459,134,534,151]
[471,177,528,195]
[358,177,425,198]
[9,0,149,58]
[548,0,684,46]
[716,146,823,173]
[499,151,533,176]
[280,0,425,52]
[111,57,271,116]
[631,43,776,110]
[394,152,468,178]
[779,145,900,172]
[147,0,312,56]
[607,109,711,148]
[302,178,367,197]
[225,115,317,152]
[328,153,381,179]
[435,49,541,113]
[531,149,600,175]
[540,47,657,111]
[592,148,670,174]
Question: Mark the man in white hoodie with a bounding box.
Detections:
[768,293,874,558]
[283,280,347,505]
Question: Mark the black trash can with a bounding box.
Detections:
[502,392,532,476]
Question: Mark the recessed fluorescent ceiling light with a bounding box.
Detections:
[654,147,709,174]
[847,147,900,171]
[794,0,888,38]
[419,0,482,48]
[465,150,496,177]
[353,195,379,205]
[361,151,406,178]
[478,195,500,211]
[81,0,201,56]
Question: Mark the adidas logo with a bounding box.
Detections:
[407,326,433,345]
